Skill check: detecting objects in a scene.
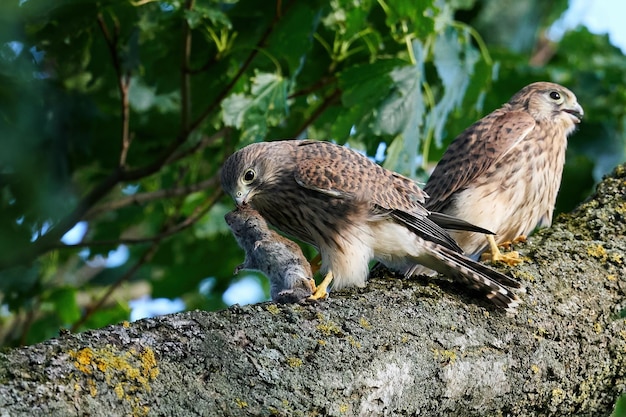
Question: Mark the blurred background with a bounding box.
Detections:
[0,0,625,349]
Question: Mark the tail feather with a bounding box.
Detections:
[413,242,523,311]
[428,212,495,235]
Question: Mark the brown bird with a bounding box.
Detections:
[423,82,583,265]
[225,205,315,303]
[220,140,522,310]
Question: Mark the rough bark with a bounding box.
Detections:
[1,166,626,417]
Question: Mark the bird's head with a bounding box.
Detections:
[511,82,583,133]
[220,142,286,207]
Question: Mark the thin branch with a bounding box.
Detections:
[186,0,295,134]
[69,188,222,332]
[66,191,222,248]
[165,128,229,165]
[293,88,341,138]
[84,176,219,220]
[0,2,290,271]
[97,13,132,168]
[69,242,159,332]
[187,54,218,74]
[288,76,337,99]
[181,0,195,131]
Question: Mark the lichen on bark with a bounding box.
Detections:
[0,165,625,416]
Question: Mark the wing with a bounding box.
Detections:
[424,110,535,212]
[382,206,463,252]
[293,140,428,211]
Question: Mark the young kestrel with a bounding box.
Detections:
[424,82,583,264]
[220,140,522,310]
[225,205,315,303]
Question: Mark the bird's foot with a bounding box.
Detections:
[499,235,527,251]
[309,271,333,300]
[483,234,523,266]
[482,249,523,266]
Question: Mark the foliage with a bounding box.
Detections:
[0,0,624,348]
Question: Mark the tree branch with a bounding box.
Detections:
[83,176,219,221]
[186,0,295,134]
[62,187,222,250]
[97,13,132,168]
[180,0,195,131]
[293,88,341,138]
[69,170,211,331]
[2,165,626,415]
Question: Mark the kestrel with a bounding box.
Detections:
[225,205,315,303]
[424,82,583,265]
[220,140,522,310]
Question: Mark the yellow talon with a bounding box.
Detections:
[309,271,333,300]
[482,235,523,266]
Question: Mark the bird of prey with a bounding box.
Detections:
[225,205,315,303]
[424,82,583,265]
[220,140,522,310]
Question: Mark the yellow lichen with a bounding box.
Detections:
[551,388,565,405]
[122,321,130,328]
[87,379,97,397]
[235,398,248,408]
[347,336,361,349]
[114,383,125,400]
[68,345,159,417]
[587,244,607,260]
[514,270,536,282]
[594,323,603,334]
[315,314,341,336]
[608,274,617,281]
[433,349,457,364]
[266,304,281,315]
[531,364,540,374]
[339,403,349,413]
[534,327,547,340]
[359,317,371,329]
[317,340,326,346]
[286,357,303,367]
[609,252,623,264]
[71,347,95,374]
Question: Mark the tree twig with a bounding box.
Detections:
[185,0,295,134]
[97,13,132,168]
[293,88,341,138]
[69,173,220,332]
[180,0,195,130]
[83,176,219,221]
[288,76,336,99]
[165,128,230,165]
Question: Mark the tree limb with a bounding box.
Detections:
[1,165,625,416]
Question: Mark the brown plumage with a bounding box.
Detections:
[225,205,315,303]
[424,82,583,263]
[220,140,522,310]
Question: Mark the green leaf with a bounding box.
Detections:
[427,28,478,148]
[377,42,427,176]
[194,201,232,239]
[613,394,626,417]
[48,287,81,323]
[221,71,288,145]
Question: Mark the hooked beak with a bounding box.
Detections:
[563,103,584,123]
[234,189,250,206]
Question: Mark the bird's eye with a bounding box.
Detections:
[549,91,561,101]
[242,169,256,184]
